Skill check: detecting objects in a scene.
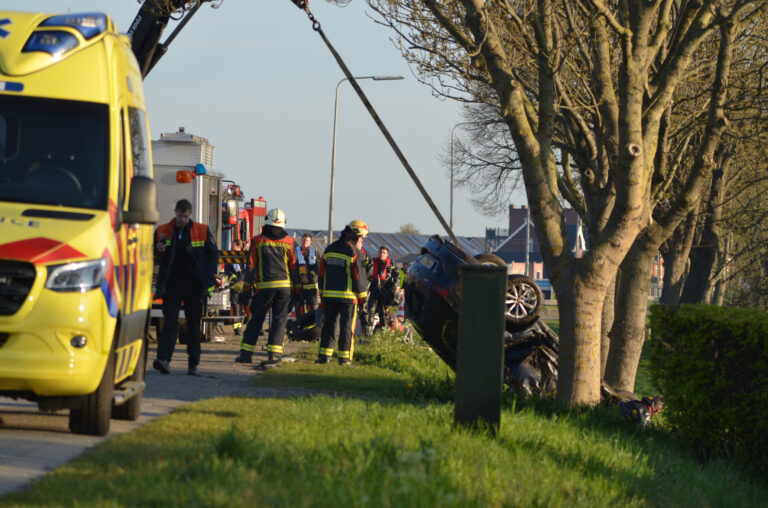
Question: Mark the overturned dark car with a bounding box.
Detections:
[404,235,558,396]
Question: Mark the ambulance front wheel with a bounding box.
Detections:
[69,346,115,436]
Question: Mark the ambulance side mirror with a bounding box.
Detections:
[123,176,160,224]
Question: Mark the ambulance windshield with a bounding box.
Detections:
[0,95,108,210]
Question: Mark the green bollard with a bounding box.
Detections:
[454,264,506,435]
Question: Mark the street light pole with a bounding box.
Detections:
[327,75,404,244]
[450,122,474,232]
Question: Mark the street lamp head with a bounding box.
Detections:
[372,75,405,81]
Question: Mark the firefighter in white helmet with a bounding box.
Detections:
[315,219,370,365]
[235,208,298,367]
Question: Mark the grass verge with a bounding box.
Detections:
[3,331,766,507]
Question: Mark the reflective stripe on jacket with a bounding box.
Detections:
[245,228,297,291]
[318,237,368,303]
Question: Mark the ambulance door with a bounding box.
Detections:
[113,106,152,355]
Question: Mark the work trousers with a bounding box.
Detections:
[319,300,357,360]
[297,288,319,317]
[241,288,291,357]
[158,279,203,367]
[366,291,388,333]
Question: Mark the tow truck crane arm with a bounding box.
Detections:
[126,0,461,246]
[127,0,213,77]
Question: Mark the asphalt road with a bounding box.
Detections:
[0,328,302,498]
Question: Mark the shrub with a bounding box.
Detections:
[649,304,768,468]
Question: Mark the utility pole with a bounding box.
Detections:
[524,206,530,278]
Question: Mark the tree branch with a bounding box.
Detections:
[584,0,632,38]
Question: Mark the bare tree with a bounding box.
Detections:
[656,15,768,309]
[603,17,750,392]
[368,0,764,405]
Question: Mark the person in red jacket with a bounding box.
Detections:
[365,245,400,334]
[234,208,297,366]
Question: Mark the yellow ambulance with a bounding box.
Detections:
[0,11,159,435]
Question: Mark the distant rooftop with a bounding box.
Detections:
[284,229,494,263]
[158,126,211,145]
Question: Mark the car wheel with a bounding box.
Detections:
[505,274,542,329]
[69,344,115,436]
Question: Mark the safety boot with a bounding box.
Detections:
[234,351,253,363]
[254,353,283,370]
[314,355,330,364]
[153,358,170,374]
[338,358,351,366]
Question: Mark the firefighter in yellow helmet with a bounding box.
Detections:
[315,219,370,365]
[235,208,298,367]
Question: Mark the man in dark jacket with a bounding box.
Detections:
[235,208,298,366]
[316,219,369,365]
[153,199,218,376]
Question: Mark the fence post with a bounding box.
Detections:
[454,264,506,435]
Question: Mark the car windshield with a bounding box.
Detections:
[0,95,109,210]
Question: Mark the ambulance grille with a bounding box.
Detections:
[0,261,36,315]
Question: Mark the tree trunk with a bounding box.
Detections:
[555,277,606,405]
[604,241,657,393]
[600,272,617,377]
[711,277,725,305]
[680,164,727,304]
[710,234,730,306]
[659,208,698,305]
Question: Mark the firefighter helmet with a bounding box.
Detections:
[348,219,369,238]
[265,208,286,227]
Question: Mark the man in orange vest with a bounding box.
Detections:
[153,199,218,376]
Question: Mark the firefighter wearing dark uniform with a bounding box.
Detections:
[316,220,370,365]
[295,233,320,318]
[235,208,297,365]
[153,199,218,376]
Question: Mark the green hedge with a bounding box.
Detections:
[649,304,768,466]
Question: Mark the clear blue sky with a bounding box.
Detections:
[17,1,520,236]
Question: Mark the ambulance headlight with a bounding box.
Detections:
[46,259,106,293]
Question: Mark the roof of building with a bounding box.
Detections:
[284,229,493,263]
[494,222,586,254]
